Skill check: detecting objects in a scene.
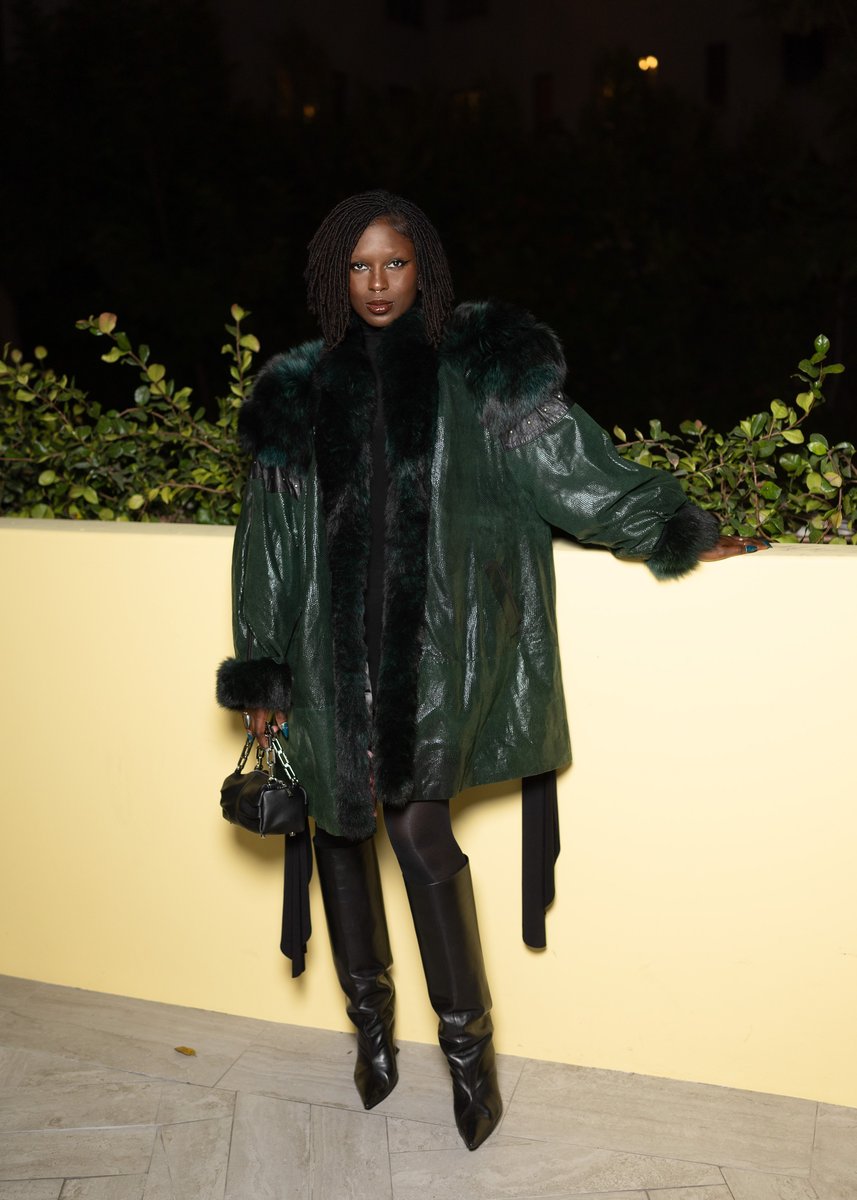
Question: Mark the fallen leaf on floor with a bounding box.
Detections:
[174,1045,197,1056]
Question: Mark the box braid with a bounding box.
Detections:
[305,190,455,348]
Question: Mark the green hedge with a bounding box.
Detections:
[1,312,852,542]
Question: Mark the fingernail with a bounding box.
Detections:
[761,539,772,547]
[746,544,757,553]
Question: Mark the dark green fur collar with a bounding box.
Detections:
[238,300,568,469]
[440,301,567,436]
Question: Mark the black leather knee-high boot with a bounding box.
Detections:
[314,837,398,1110]
[405,859,503,1150]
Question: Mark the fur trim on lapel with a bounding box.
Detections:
[314,326,376,839]
[647,503,720,578]
[238,339,323,470]
[313,308,438,837]
[441,300,567,437]
[373,313,438,808]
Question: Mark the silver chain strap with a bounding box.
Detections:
[266,729,300,786]
[235,724,300,785]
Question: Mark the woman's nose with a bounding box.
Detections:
[369,268,387,292]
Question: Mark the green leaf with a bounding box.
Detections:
[795,392,813,413]
[147,363,166,383]
[230,303,247,322]
[134,386,150,406]
[782,429,805,444]
[83,486,98,504]
[806,472,825,493]
[101,346,122,363]
[127,494,145,510]
[34,345,48,361]
[97,312,117,334]
[798,359,820,378]
[823,362,845,375]
[814,334,830,355]
[30,503,54,518]
[38,469,57,485]
[824,471,843,488]
[613,425,626,441]
[759,481,781,501]
[770,400,788,419]
[808,434,829,455]
[778,453,803,474]
[239,334,260,352]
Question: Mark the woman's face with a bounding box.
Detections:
[348,219,419,328]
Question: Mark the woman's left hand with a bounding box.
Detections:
[698,535,772,562]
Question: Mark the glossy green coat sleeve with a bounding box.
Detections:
[215,475,303,713]
[506,403,690,560]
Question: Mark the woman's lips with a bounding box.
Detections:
[366,302,393,314]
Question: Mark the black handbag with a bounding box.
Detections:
[220,725,307,837]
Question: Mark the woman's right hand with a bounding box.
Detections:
[244,707,288,748]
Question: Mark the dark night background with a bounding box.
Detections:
[1,0,855,442]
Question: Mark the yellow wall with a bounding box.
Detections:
[2,519,855,1106]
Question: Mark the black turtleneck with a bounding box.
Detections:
[363,324,388,703]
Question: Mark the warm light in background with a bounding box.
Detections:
[302,103,317,121]
[638,55,659,71]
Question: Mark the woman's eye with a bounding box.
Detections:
[388,258,408,268]
[350,262,368,272]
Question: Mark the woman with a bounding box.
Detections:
[217,190,766,1151]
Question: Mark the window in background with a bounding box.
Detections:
[533,72,555,127]
[446,0,490,20]
[705,41,729,106]
[386,0,425,28]
[782,28,827,86]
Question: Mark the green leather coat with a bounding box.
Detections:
[217,302,717,839]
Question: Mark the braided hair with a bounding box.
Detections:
[305,190,455,348]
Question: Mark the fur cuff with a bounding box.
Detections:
[646,504,720,579]
[216,657,292,713]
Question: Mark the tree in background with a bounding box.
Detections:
[2,0,855,440]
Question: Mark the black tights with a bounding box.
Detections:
[314,799,466,886]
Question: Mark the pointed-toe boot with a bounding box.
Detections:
[315,837,398,1110]
[405,859,502,1150]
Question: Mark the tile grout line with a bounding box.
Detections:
[143,1096,161,1194]
[308,1103,317,1200]
[809,1097,820,1185]
[384,1112,395,1200]
[493,1053,529,1138]
[719,1163,738,1199]
[222,1084,237,1200]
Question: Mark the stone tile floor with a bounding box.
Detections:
[0,975,854,1199]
